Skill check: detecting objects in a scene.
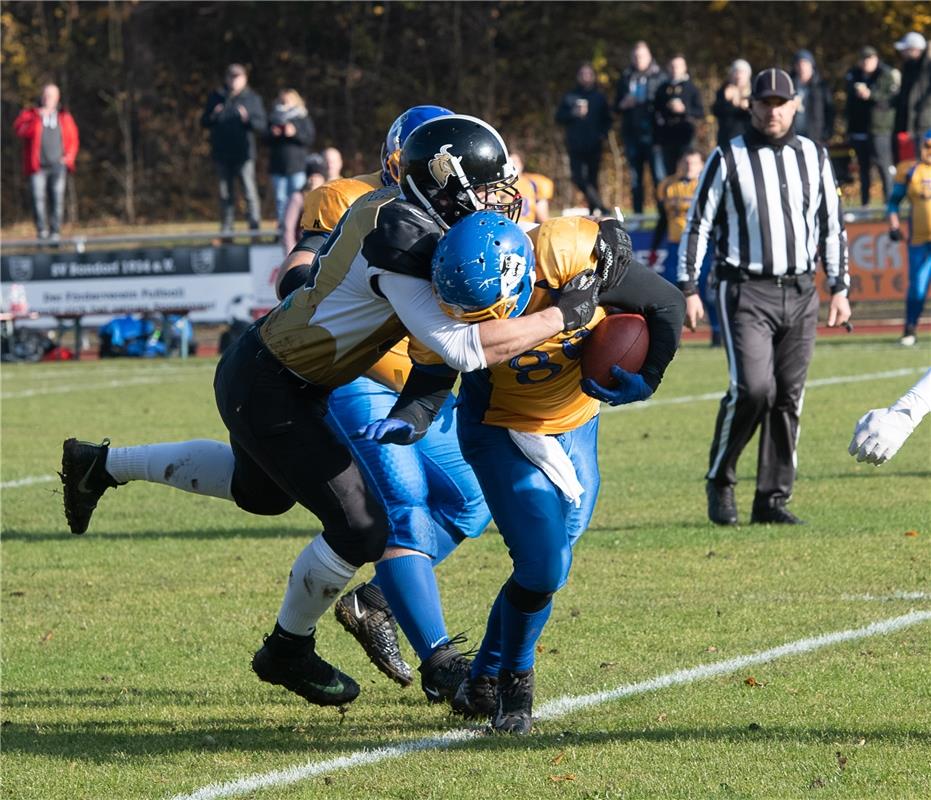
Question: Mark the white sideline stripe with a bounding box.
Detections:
[1,364,208,381]
[169,610,931,800]
[0,475,57,489]
[842,591,931,602]
[1,375,189,399]
[605,367,929,413]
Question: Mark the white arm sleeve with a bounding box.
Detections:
[890,367,931,422]
[377,271,487,373]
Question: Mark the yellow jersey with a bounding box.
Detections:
[656,175,698,244]
[892,160,931,246]
[457,216,606,434]
[299,171,382,232]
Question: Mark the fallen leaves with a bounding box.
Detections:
[904,530,919,537]
[549,774,576,783]
[744,676,765,687]
[551,751,565,765]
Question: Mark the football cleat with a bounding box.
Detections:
[491,668,535,734]
[334,582,414,687]
[451,672,498,720]
[418,633,473,705]
[252,634,360,707]
[60,438,121,535]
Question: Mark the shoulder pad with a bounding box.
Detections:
[362,198,443,280]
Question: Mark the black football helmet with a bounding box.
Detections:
[399,115,521,229]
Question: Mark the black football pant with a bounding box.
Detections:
[568,147,606,214]
[213,326,389,566]
[706,274,819,507]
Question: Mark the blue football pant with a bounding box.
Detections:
[458,415,601,674]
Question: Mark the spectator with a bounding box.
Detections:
[887,129,931,347]
[653,54,704,175]
[615,42,667,213]
[555,63,611,216]
[305,151,328,192]
[201,63,267,233]
[791,50,834,144]
[650,148,720,345]
[267,89,315,230]
[894,32,931,155]
[13,83,79,242]
[712,59,753,147]
[323,146,344,182]
[845,46,898,205]
[510,150,553,224]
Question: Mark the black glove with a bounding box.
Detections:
[595,218,634,290]
[554,269,600,332]
[888,227,903,242]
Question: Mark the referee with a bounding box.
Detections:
[678,67,851,526]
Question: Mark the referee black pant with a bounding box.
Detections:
[707,272,819,506]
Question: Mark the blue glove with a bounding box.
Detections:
[352,418,416,445]
[581,366,653,406]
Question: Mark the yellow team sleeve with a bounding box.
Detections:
[527,217,599,289]
[894,160,916,185]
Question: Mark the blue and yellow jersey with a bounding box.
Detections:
[516,175,540,223]
[458,216,607,434]
[525,172,554,203]
[889,160,931,246]
[656,175,698,244]
[516,173,554,223]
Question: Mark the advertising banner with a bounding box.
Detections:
[1,245,252,321]
[629,221,906,302]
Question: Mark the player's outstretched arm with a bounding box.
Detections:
[848,368,931,465]
[380,271,602,373]
[354,363,457,445]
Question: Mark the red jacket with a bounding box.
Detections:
[13,107,80,176]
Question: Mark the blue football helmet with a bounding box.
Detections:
[432,211,535,321]
[381,105,455,185]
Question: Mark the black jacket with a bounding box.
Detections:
[846,62,898,136]
[615,62,667,145]
[653,77,704,148]
[896,50,931,136]
[712,83,752,146]
[201,87,268,164]
[791,72,835,143]
[555,85,612,152]
[266,108,315,175]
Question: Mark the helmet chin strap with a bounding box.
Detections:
[403,175,450,231]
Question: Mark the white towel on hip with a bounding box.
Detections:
[507,429,584,508]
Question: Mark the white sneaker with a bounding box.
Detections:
[900,335,916,347]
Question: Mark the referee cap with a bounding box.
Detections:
[751,68,795,101]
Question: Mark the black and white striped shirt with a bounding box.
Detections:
[677,127,849,295]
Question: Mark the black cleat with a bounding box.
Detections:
[60,438,121,534]
[491,668,535,734]
[334,582,413,687]
[418,633,472,705]
[706,481,738,526]
[751,502,805,525]
[451,673,498,720]
[252,633,360,707]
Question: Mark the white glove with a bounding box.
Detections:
[848,407,918,465]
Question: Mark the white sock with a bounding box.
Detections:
[277,535,357,635]
[105,440,235,500]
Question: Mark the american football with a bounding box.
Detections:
[580,312,649,386]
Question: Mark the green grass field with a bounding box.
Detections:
[2,336,930,800]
